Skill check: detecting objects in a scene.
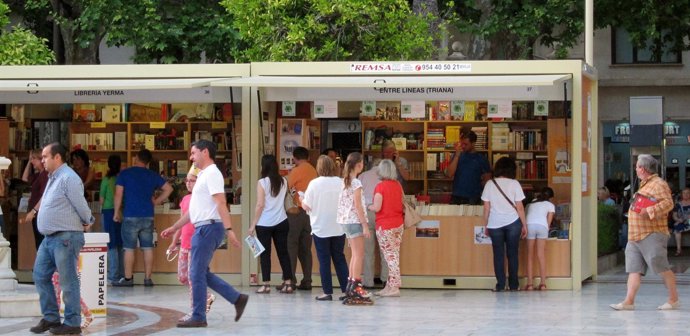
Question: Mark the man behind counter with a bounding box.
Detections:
[446,131,492,205]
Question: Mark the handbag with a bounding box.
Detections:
[491,178,517,210]
[283,178,301,215]
[403,196,422,228]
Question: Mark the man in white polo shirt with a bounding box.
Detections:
[161,139,247,328]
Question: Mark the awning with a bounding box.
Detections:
[0,78,230,92]
[211,74,572,88]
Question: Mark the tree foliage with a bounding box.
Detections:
[0,1,55,65]
[594,0,690,62]
[444,0,584,60]
[107,0,239,64]
[222,0,436,62]
[25,0,114,64]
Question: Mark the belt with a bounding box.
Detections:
[46,231,64,237]
[194,219,222,228]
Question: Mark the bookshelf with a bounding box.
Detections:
[361,101,565,199]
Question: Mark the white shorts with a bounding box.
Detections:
[526,224,549,239]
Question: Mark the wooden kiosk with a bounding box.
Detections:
[0,64,252,285]
[214,60,598,290]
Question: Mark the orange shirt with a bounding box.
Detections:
[627,174,673,241]
[287,162,317,207]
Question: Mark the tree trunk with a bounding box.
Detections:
[412,0,441,60]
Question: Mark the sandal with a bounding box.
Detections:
[538,284,547,291]
[675,250,682,256]
[279,283,294,294]
[256,284,271,294]
[523,284,534,291]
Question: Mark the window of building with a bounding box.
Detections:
[612,28,682,64]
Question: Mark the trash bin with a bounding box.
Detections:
[79,232,110,317]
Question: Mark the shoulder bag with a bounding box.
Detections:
[283,178,301,215]
[491,178,517,211]
[403,196,422,228]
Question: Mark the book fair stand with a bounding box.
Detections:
[1,60,597,291]
[212,60,598,290]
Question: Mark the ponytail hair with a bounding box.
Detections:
[342,152,363,189]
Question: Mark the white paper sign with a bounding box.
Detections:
[487,99,512,118]
[534,100,548,116]
[400,100,425,118]
[282,101,296,117]
[361,101,376,116]
[313,100,338,118]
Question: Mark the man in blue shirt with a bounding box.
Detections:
[113,149,172,287]
[447,131,492,205]
[30,143,94,335]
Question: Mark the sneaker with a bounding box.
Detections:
[234,294,249,322]
[48,324,81,335]
[30,318,61,333]
[176,319,207,328]
[144,278,154,287]
[81,315,93,328]
[112,277,134,287]
[178,313,192,323]
[380,288,400,297]
[206,294,216,313]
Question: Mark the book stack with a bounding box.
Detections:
[426,128,445,150]
[471,126,488,149]
[491,123,510,150]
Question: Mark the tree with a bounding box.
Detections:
[444,0,584,60]
[595,0,690,62]
[25,0,114,64]
[106,0,240,64]
[222,0,436,62]
[0,1,55,65]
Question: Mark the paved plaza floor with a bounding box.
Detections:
[1,253,689,335]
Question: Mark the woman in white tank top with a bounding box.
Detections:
[248,155,294,294]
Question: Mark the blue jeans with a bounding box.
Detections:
[33,231,85,327]
[313,234,349,295]
[121,217,154,250]
[488,219,522,290]
[190,222,241,322]
[102,209,124,282]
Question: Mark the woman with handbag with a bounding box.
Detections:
[248,155,294,294]
[481,157,527,292]
[301,155,349,301]
[671,187,690,256]
[368,159,404,297]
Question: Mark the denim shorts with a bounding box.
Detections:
[122,217,154,250]
[341,223,364,238]
[526,224,549,239]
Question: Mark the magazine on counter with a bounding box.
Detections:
[244,235,265,258]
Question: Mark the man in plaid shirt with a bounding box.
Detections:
[610,154,679,311]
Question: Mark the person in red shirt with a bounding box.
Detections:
[368,159,404,297]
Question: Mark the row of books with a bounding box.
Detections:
[426,152,453,172]
[416,204,484,217]
[492,123,545,151]
[72,103,233,123]
[195,131,233,151]
[71,132,127,151]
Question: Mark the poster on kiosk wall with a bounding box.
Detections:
[280,119,304,170]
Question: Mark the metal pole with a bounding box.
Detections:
[585,0,594,65]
